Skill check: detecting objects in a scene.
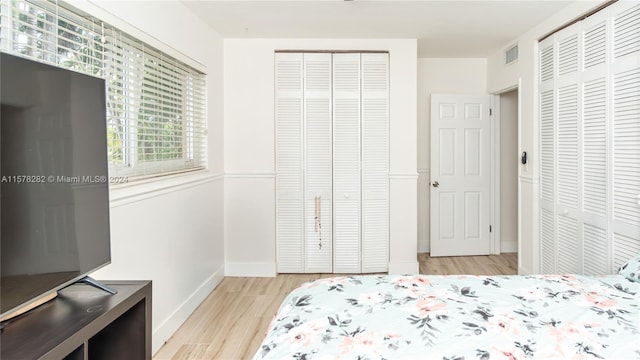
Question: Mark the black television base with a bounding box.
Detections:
[0,281,151,360]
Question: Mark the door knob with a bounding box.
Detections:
[432,181,439,188]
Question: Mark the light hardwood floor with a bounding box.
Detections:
[153,253,517,360]
[419,252,517,275]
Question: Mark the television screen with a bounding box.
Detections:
[0,52,111,318]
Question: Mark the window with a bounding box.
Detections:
[0,0,207,179]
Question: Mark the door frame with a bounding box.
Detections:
[491,94,501,255]
[428,90,520,259]
[491,81,521,265]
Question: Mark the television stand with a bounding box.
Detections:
[75,276,118,295]
[0,281,151,360]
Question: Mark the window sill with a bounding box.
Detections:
[109,170,223,207]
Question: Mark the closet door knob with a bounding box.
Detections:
[432,181,439,188]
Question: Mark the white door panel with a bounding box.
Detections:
[438,192,456,240]
[332,53,362,273]
[275,53,305,272]
[304,53,333,272]
[361,53,389,273]
[431,94,491,256]
[580,9,609,276]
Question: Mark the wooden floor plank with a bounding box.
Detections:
[153,253,517,360]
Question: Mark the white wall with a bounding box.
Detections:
[224,39,418,276]
[71,1,225,354]
[500,89,518,253]
[486,0,606,274]
[417,58,487,253]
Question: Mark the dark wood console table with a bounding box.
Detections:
[1,280,151,360]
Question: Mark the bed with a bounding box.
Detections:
[254,258,640,359]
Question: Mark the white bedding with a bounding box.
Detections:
[254,274,640,359]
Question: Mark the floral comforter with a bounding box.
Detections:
[254,274,640,359]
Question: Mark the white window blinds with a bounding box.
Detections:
[0,0,207,179]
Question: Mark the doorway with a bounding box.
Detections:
[427,89,520,262]
[499,89,519,257]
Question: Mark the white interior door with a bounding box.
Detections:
[430,94,491,256]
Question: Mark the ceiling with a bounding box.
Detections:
[181,0,584,58]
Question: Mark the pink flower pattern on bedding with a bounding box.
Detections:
[254,274,640,359]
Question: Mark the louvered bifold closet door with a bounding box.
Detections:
[610,3,640,271]
[556,26,582,274]
[276,53,305,273]
[539,1,640,276]
[333,53,362,273]
[361,53,389,273]
[304,53,333,272]
[581,10,610,276]
[539,37,557,274]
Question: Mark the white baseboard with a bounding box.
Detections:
[152,266,224,354]
[501,240,518,253]
[225,262,276,277]
[518,265,530,275]
[388,261,419,275]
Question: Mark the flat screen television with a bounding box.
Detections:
[0,52,112,321]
